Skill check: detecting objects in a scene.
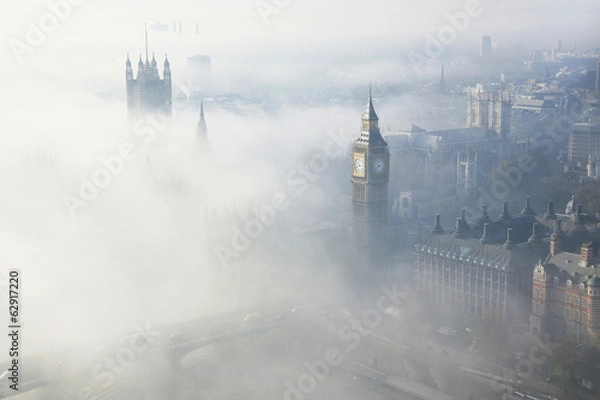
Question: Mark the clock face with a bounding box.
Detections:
[353,157,365,176]
[373,158,385,174]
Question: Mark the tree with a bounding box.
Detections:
[472,311,509,361]
[539,175,578,209]
[575,181,600,215]
[549,342,585,396]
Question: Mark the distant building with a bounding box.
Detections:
[466,84,512,137]
[568,122,600,164]
[187,55,211,93]
[125,53,172,121]
[480,36,492,59]
[596,56,600,93]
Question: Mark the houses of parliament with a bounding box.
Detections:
[126,45,600,345]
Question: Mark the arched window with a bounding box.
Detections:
[402,197,409,208]
[553,276,559,285]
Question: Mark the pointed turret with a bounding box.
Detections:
[197,100,207,140]
[358,86,386,145]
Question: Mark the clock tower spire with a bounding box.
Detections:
[351,87,390,266]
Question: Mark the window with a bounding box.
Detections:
[553,276,559,284]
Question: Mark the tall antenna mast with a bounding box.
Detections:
[144,23,149,61]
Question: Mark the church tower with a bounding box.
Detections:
[351,88,390,265]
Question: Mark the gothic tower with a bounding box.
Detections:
[351,88,390,265]
[125,27,172,122]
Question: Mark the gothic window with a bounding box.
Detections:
[566,280,572,288]
[553,276,559,285]
[402,197,409,208]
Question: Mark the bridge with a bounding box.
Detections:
[166,320,284,366]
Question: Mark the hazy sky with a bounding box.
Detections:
[1,0,599,66]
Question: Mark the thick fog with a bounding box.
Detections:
[0,0,598,399]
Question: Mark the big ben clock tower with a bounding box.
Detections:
[351,88,390,265]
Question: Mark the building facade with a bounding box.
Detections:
[126,53,172,121]
[531,242,600,344]
[466,84,512,137]
[568,122,600,164]
[415,201,545,321]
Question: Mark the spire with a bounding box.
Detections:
[144,23,149,61]
[126,53,132,68]
[358,86,386,145]
[365,83,379,121]
[164,53,170,68]
[197,100,207,140]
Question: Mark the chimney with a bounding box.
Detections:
[550,220,562,256]
[521,196,535,215]
[499,201,511,220]
[480,223,490,244]
[479,204,492,225]
[544,200,556,220]
[503,228,514,249]
[528,223,541,245]
[432,214,444,234]
[581,242,593,265]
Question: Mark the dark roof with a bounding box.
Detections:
[418,232,540,273]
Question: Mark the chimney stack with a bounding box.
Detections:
[550,220,562,256]
[432,214,444,234]
[521,196,535,215]
[528,223,541,245]
[499,201,511,220]
[480,223,490,244]
[504,228,514,249]
[581,242,594,265]
[545,200,556,220]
